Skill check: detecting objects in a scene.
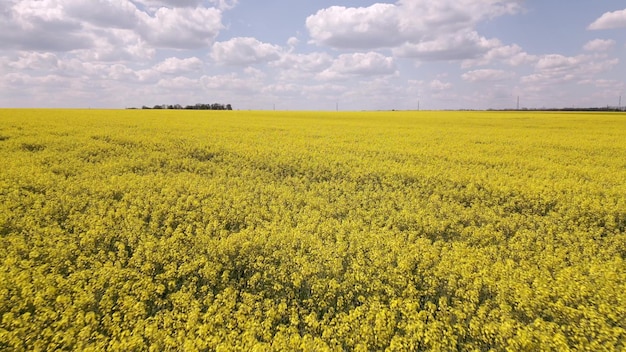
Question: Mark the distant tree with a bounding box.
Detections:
[140,103,232,110]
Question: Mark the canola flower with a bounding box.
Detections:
[0,109,625,351]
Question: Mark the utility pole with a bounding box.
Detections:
[619,95,622,111]
[418,100,420,111]
[517,96,520,110]
[336,102,338,112]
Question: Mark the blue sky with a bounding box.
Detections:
[0,0,625,110]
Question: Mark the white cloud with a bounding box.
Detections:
[157,76,200,90]
[154,57,203,74]
[536,54,583,71]
[522,54,619,86]
[211,37,282,65]
[588,8,626,30]
[287,37,299,48]
[201,72,263,94]
[583,39,616,52]
[430,79,452,91]
[396,0,522,35]
[134,0,237,10]
[10,0,63,25]
[462,69,514,82]
[8,52,60,70]
[0,0,93,51]
[58,60,108,79]
[208,0,238,10]
[272,52,333,80]
[579,79,624,91]
[140,7,223,49]
[274,53,332,72]
[135,69,160,83]
[4,73,62,87]
[65,0,141,29]
[306,0,522,60]
[108,63,137,81]
[399,0,523,19]
[463,44,536,67]
[262,83,300,95]
[306,4,403,49]
[394,30,500,61]
[318,52,396,80]
[0,72,77,105]
[132,0,208,9]
[0,0,224,53]
[74,29,155,62]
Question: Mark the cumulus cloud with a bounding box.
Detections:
[154,57,203,74]
[287,37,300,48]
[462,69,514,82]
[10,73,71,89]
[108,63,137,81]
[208,0,238,10]
[201,72,262,92]
[141,0,236,9]
[0,0,93,51]
[318,52,396,80]
[0,0,225,52]
[396,0,522,35]
[462,44,536,67]
[583,39,616,51]
[157,76,200,90]
[394,30,500,61]
[272,52,333,80]
[306,4,403,49]
[10,0,67,27]
[429,79,452,91]
[306,0,522,54]
[140,7,223,49]
[588,8,626,30]
[8,52,60,71]
[74,29,155,62]
[132,0,207,9]
[274,52,332,71]
[580,79,624,90]
[522,54,619,86]
[211,37,282,65]
[134,0,238,10]
[536,54,583,71]
[65,0,141,29]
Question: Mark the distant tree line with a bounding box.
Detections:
[136,103,233,110]
[488,106,625,112]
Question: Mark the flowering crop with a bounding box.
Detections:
[1,109,625,350]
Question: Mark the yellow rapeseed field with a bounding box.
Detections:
[1,109,625,350]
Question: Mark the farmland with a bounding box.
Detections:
[1,109,625,350]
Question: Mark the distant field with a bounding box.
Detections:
[1,109,625,350]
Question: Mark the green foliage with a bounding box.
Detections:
[1,109,625,350]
